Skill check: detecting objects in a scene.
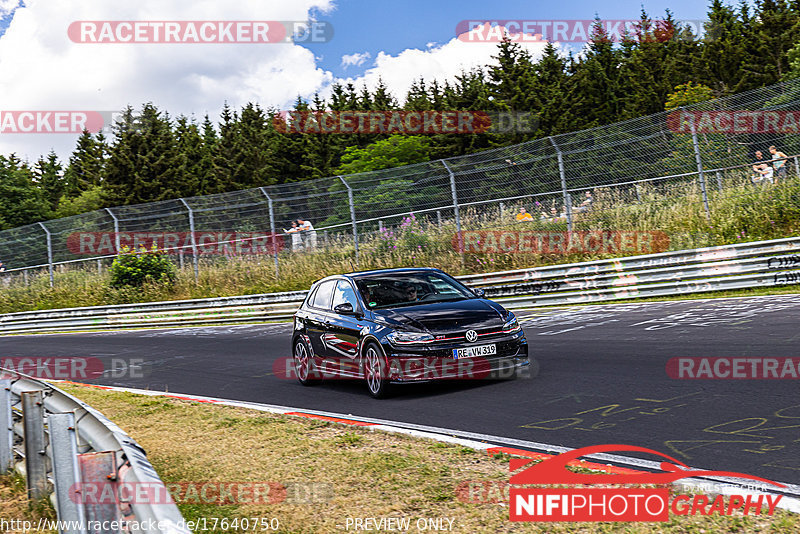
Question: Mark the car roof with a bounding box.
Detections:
[311,267,443,287]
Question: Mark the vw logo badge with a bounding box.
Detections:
[465,330,478,342]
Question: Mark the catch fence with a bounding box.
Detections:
[2,77,800,284]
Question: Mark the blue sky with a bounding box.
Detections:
[307,0,714,78]
[0,0,741,161]
[2,0,722,80]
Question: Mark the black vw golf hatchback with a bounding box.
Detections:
[291,268,533,398]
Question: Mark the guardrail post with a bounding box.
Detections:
[105,208,120,254]
[22,390,48,500]
[441,160,464,266]
[0,380,12,474]
[548,136,573,231]
[178,198,199,283]
[689,124,712,221]
[436,210,442,228]
[715,170,723,192]
[37,222,54,288]
[338,176,359,267]
[78,452,121,533]
[259,187,280,279]
[49,413,88,533]
[794,156,800,178]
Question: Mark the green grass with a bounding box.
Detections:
[1,170,799,314]
[54,384,800,533]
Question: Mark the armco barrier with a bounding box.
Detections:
[1,237,799,334]
[0,370,189,534]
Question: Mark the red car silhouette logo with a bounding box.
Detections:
[510,444,785,488]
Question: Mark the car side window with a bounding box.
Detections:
[332,280,359,310]
[310,280,336,310]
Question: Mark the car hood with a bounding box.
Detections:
[371,298,507,333]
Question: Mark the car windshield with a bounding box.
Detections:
[353,271,475,309]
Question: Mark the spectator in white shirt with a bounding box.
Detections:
[297,218,317,249]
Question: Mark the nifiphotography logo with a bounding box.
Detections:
[509,444,785,522]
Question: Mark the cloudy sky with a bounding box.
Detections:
[0,0,710,163]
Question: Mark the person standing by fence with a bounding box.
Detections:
[284,221,303,252]
[297,218,317,249]
[769,145,788,182]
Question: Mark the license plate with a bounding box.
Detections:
[452,344,496,359]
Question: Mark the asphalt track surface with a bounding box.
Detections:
[3,294,800,486]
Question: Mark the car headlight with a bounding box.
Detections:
[386,331,435,345]
[502,315,521,334]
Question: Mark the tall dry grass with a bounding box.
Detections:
[1,171,799,314]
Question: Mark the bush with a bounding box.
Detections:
[109,246,177,289]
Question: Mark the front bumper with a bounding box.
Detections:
[384,333,530,382]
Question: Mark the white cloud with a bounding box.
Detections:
[0,0,334,162]
[0,7,555,164]
[334,32,554,105]
[0,0,21,17]
[341,51,370,68]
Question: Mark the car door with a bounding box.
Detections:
[305,279,336,359]
[325,279,364,377]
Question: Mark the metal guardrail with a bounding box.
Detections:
[1,237,799,334]
[1,370,189,533]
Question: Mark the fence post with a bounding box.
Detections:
[436,210,442,228]
[689,126,712,221]
[259,187,280,279]
[441,160,464,266]
[22,390,47,500]
[49,413,88,533]
[37,222,54,287]
[716,170,723,192]
[0,380,12,474]
[338,176,359,268]
[794,156,800,178]
[178,198,199,283]
[105,208,120,254]
[548,136,573,231]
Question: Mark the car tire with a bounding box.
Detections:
[363,342,391,399]
[293,337,319,386]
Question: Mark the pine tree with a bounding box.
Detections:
[103,103,181,206]
[34,151,65,212]
[569,18,623,127]
[701,0,749,94]
[64,130,107,199]
[0,155,50,228]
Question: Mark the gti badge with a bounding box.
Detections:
[465,330,478,342]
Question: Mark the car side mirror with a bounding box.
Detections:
[473,288,486,298]
[334,303,356,315]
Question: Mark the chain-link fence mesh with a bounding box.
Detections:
[3,76,800,284]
